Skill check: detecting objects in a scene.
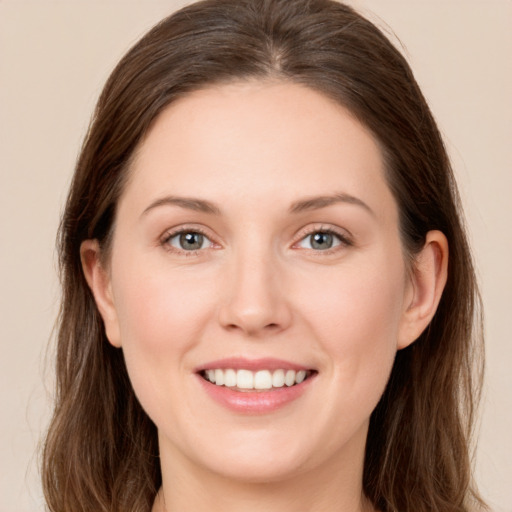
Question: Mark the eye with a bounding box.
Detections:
[165,230,213,251]
[297,230,348,251]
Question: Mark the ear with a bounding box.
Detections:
[397,230,449,350]
[80,239,122,348]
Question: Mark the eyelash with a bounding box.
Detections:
[293,225,353,255]
[161,226,216,256]
[160,225,352,256]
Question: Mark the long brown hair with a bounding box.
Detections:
[42,1,486,510]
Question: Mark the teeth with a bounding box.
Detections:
[295,370,306,384]
[285,369,296,387]
[237,369,254,389]
[272,369,285,388]
[254,370,272,390]
[214,369,224,386]
[203,368,311,390]
[224,368,237,387]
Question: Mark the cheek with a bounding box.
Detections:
[112,260,216,351]
[109,258,218,410]
[297,251,406,399]
[303,258,405,339]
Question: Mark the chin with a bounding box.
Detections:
[186,425,329,484]
[203,451,309,484]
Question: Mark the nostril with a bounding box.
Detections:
[218,299,292,335]
[224,321,281,335]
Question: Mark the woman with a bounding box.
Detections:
[42,0,486,511]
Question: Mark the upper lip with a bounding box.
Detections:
[194,357,313,373]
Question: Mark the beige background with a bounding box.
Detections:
[0,1,510,511]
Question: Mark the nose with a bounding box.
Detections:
[217,247,292,337]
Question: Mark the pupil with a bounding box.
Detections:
[311,232,332,250]
[180,232,203,250]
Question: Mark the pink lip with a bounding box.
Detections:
[194,357,317,414]
[197,376,314,414]
[194,357,311,372]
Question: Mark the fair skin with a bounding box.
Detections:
[82,81,448,512]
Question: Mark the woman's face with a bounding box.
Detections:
[93,81,418,483]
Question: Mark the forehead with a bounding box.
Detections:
[122,80,396,222]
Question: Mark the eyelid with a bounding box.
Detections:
[159,223,353,255]
[160,224,221,254]
[292,224,353,251]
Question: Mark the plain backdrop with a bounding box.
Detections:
[1,1,510,511]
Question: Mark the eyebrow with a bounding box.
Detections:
[289,192,375,216]
[141,192,374,217]
[142,196,221,216]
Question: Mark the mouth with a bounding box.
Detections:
[199,368,317,392]
[195,358,317,413]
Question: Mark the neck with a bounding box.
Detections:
[153,482,373,512]
[153,436,374,512]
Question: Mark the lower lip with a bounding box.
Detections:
[196,374,315,414]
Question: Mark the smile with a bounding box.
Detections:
[196,359,317,414]
[200,368,314,391]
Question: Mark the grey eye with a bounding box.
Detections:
[298,231,342,251]
[169,231,208,251]
[310,232,334,250]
